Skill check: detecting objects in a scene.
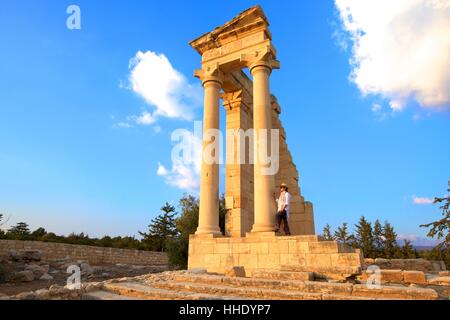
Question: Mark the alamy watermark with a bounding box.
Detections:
[366,265,382,290]
[66,265,81,290]
[66,5,81,30]
[171,121,280,176]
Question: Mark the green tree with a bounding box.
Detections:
[334,223,354,245]
[382,221,400,258]
[421,181,450,250]
[373,219,384,256]
[322,224,335,241]
[7,222,31,240]
[140,203,178,252]
[0,214,5,239]
[401,240,417,259]
[31,227,47,240]
[98,236,113,248]
[353,216,375,258]
[166,194,227,269]
[166,195,199,268]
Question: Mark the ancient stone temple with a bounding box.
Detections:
[188,6,363,278]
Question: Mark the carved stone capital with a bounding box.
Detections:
[240,45,280,74]
[194,63,224,87]
[222,89,252,112]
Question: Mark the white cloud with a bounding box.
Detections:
[156,130,202,192]
[335,0,450,111]
[371,103,382,112]
[413,196,435,205]
[153,126,162,134]
[135,111,156,125]
[157,163,169,176]
[128,51,202,120]
[116,122,131,129]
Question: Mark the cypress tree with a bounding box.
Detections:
[354,216,375,258]
[334,223,354,245]
[382,221,399,259]
[140,203,178,252]
[322,224,335,241]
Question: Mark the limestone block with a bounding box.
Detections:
[428,276,450,286]
[195,243,215,255]
[224,266,246,278]
[232,243,251,254]
[380,270,404,283]
[250,242,269,255]
[331,253,363,268]
[309,242,339,254]
[279,254,297,266]
[257,254,280,269]
[214,243,233,255]
[204,254,222,268]
[403,271,427,284]
[238,254,258,269]
[439,271,450,277]
[295,241,310,253]
[306,254,332,267]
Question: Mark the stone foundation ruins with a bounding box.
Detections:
[187,6,363,277]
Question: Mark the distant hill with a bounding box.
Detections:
[414,245,436,251]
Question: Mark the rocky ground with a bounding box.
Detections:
[0,249,169,297]
[1,251,449,300]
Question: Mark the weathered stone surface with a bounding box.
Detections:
[25,264,48,278]
[0,240,169,266]
[40,273,54,281]
[439,271,450,277]
[403,271,427,284]
[381,270,404,283]
[428,276,450,286]
[7,270,35,283]
[187,268,208,275]
[372,258,446,273]
[34,289,50,300]
[252,270,314,281]
[81,262,95,276]
[352,284,438,300]
[15,291,37,300]
[9,250,42,262]
[224,266,246,278]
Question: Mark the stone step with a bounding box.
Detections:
[170,274,439,300]
[153,281,323,300]
[352,284,439,300]
[103,281,252,300]
[281,265,361,280]
[82,290,145,300]
[172,274,354,296]
[251,270,314,281]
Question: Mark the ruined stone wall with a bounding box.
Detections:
[223,71,315,237]
[0,240,168,266]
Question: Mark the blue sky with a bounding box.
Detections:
[0,1,449,244]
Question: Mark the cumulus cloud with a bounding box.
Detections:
[412,196,435,205]
[371,103,382,112]
[128,51,202,120]
[135,111,156,125]
[156,129,202,192]
[335,0,450,111]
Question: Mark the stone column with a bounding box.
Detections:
[250,61,276,233]
[196,74,222,236]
